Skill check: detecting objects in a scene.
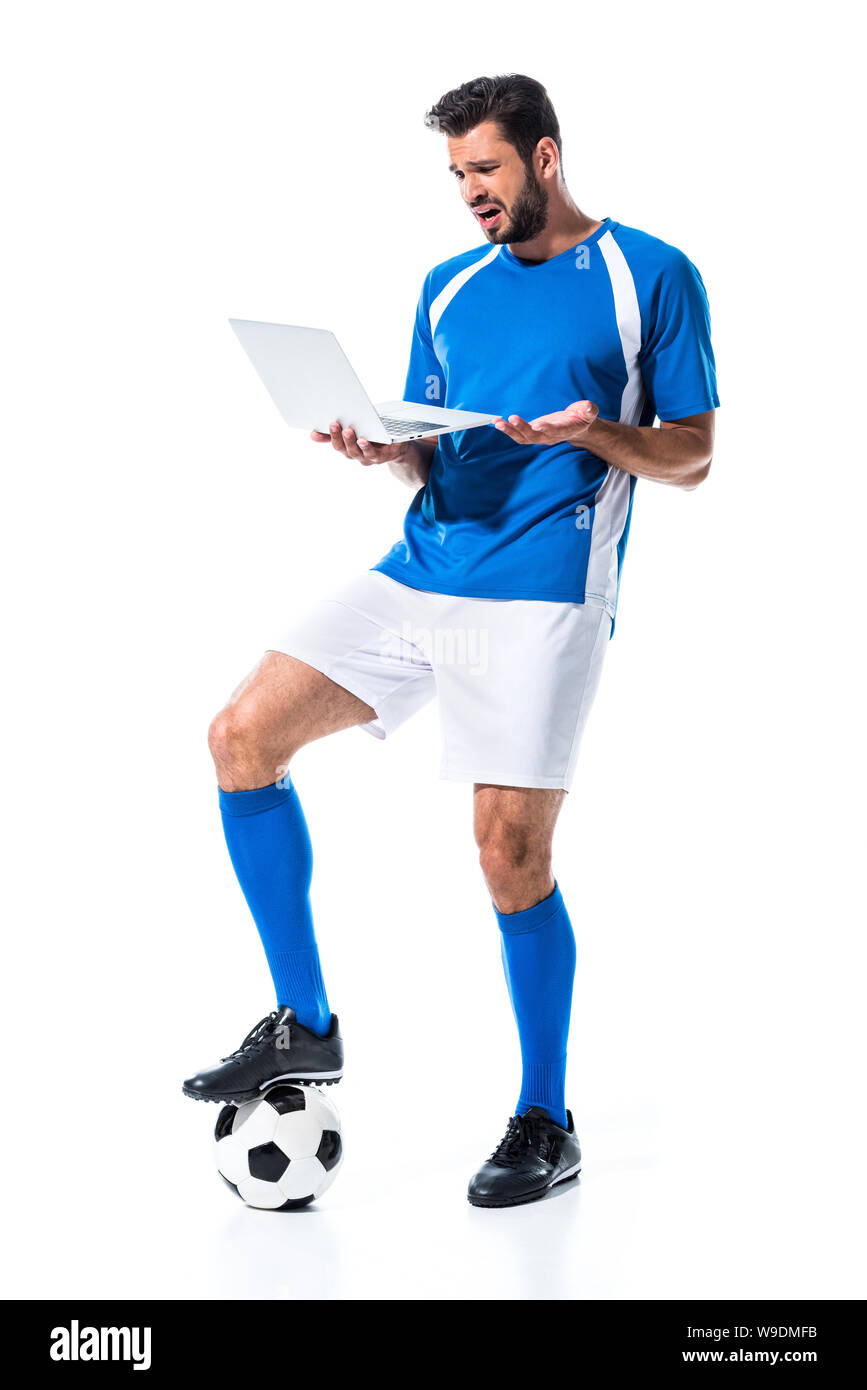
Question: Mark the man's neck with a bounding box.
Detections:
[508,204,603,264]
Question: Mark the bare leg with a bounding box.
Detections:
[208,651,378,791]
[473,783,567,912]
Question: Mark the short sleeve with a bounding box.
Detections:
[639,251,720,422]
[403,272,446,407]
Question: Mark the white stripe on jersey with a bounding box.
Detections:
[429,244,502,336]
[584,229,646,612]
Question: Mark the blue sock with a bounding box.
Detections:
[218,777,331,1037]
[493,880,575,1130]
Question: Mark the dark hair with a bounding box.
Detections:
[424,74,563,174]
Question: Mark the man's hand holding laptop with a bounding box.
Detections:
[311,420,437,490]
[310,421,406,466]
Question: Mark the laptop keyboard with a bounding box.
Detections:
[379,415,444,437]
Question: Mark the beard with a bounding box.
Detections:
[485,162,550,244]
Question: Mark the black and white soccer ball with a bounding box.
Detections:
[214,1084,342,1209]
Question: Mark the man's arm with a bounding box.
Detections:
[311,423,436,489]
[582,410,714,490]
[386,436,437,489]
[492,405,714,491]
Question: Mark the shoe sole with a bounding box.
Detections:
[467,1163,582,1209]
[182,1073,343,1104]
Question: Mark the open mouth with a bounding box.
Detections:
[475,205,503,227]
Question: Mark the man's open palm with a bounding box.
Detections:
[492,400,599,446]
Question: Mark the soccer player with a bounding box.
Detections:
[183,73,719,1208]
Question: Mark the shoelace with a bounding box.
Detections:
[489,1114,543,1168]
[220,1010,281,1065]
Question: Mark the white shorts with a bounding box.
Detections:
[269,570,611,791]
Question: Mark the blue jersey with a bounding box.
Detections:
[371,217,719,627]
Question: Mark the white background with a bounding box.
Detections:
[2,0,864,1301]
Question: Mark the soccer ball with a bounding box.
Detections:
[214,1084,342,1209]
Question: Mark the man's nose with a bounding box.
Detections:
[462,176,487,206]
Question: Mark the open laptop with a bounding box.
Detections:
[229,318,496,444]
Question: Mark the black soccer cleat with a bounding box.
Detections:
[182,1006,343,1104]
[467,1106,582,1208]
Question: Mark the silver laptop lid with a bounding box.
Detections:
[229,319,388,441]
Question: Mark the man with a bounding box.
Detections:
[183,73,719,1209]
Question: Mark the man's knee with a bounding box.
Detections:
[478,832,538,886]
[208,706,264,777]
[477,817,555,905]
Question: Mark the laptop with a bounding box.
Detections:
[229,318,496,444]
